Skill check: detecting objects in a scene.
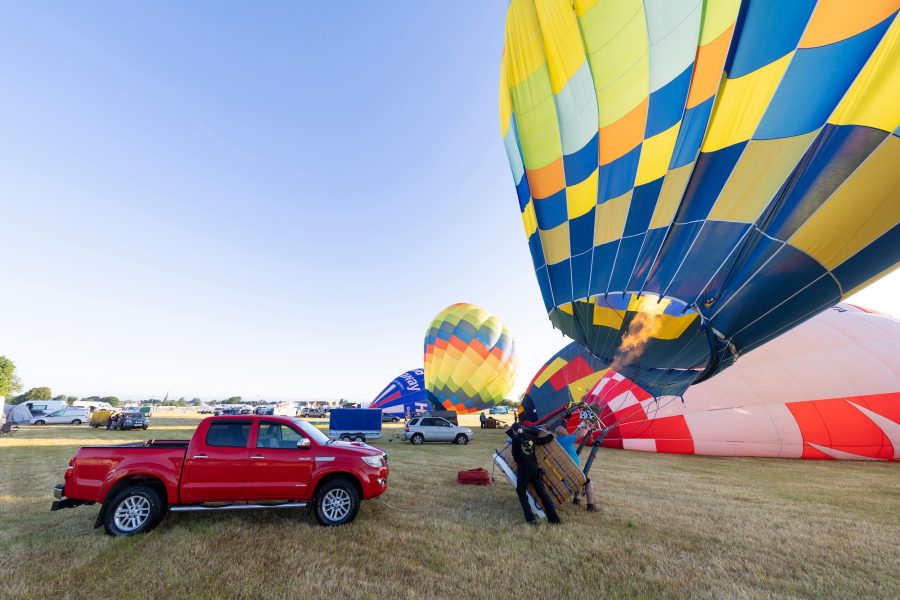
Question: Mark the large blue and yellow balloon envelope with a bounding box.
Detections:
[501,0,900,396]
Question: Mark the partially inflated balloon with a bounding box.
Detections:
[520,341,608,423]
[500,0,900,397]
[586,304,900,460]
[370,369,429,418]
[424,303,518,414]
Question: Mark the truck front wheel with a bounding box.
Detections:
[103,485,163,537]
[314,479,360,526]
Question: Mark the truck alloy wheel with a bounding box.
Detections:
[314,480,360,526]
[455,434,468,445]
[71,420,82,425]
[411,433,424,445]
[104,486,163,537]
[34,420,46,426]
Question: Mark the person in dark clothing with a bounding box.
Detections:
[509,423,561,525]
[480,412,487,429]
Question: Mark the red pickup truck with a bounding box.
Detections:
[51,415,389,536]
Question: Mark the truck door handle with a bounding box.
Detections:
[250,455,265,459]
[192,455,208,459]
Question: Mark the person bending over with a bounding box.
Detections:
[554,420,598,512]
[510,423,561,525]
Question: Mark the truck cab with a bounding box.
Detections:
[52,415,389,536]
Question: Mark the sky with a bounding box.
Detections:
[2,2,898,402]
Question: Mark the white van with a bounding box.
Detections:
[24,401,68,417]
[72,400,114,412]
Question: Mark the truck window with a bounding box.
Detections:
[206,422,252,447]
[257,422,304,449]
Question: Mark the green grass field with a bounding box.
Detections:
[1,414,898,599]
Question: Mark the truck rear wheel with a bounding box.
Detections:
[314,479,360,526]
[103,485,163,537]
[410,433,424,445]
[353,434,365,442]
[454,434,469,445]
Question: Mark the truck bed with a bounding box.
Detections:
[86,439,190,449]
[66,442,189,503]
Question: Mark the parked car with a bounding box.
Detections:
[255,406,275,415]
[381,412,402,423]
[108,411,150,430]
[300,407,326,418]
[404,417,472,445]
[239,407,253,415]
[489,406,510,415]
[51,415,389,536]
[30,408,90,426]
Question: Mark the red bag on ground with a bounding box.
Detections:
[457,467,492,485]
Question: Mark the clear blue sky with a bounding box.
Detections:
[3,2,898,402]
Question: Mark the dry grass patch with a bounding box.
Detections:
[1,415,897,599]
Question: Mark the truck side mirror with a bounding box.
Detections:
[297,438,311,449]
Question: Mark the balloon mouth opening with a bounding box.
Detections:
[585,292,696,316]
[550,293,706,397]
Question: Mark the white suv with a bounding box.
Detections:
[404,417,473,445]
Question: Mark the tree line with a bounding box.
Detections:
[0,355,249,408]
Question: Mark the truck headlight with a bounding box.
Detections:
[362,455,385,468]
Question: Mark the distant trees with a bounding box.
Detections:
[0,356,22,399]
[12,387,53,404]
[223,397,242,404]
[101,396,120,407]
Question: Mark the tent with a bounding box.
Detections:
[5,403,34,425]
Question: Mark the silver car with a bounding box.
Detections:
[30,408,89,426]
[404,417,473,445]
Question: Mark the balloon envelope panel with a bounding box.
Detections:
[370,369,429,417]
[500,0,900,397]
[520,341,609,423]
[587,305,900,460]
[424,303,518,414]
